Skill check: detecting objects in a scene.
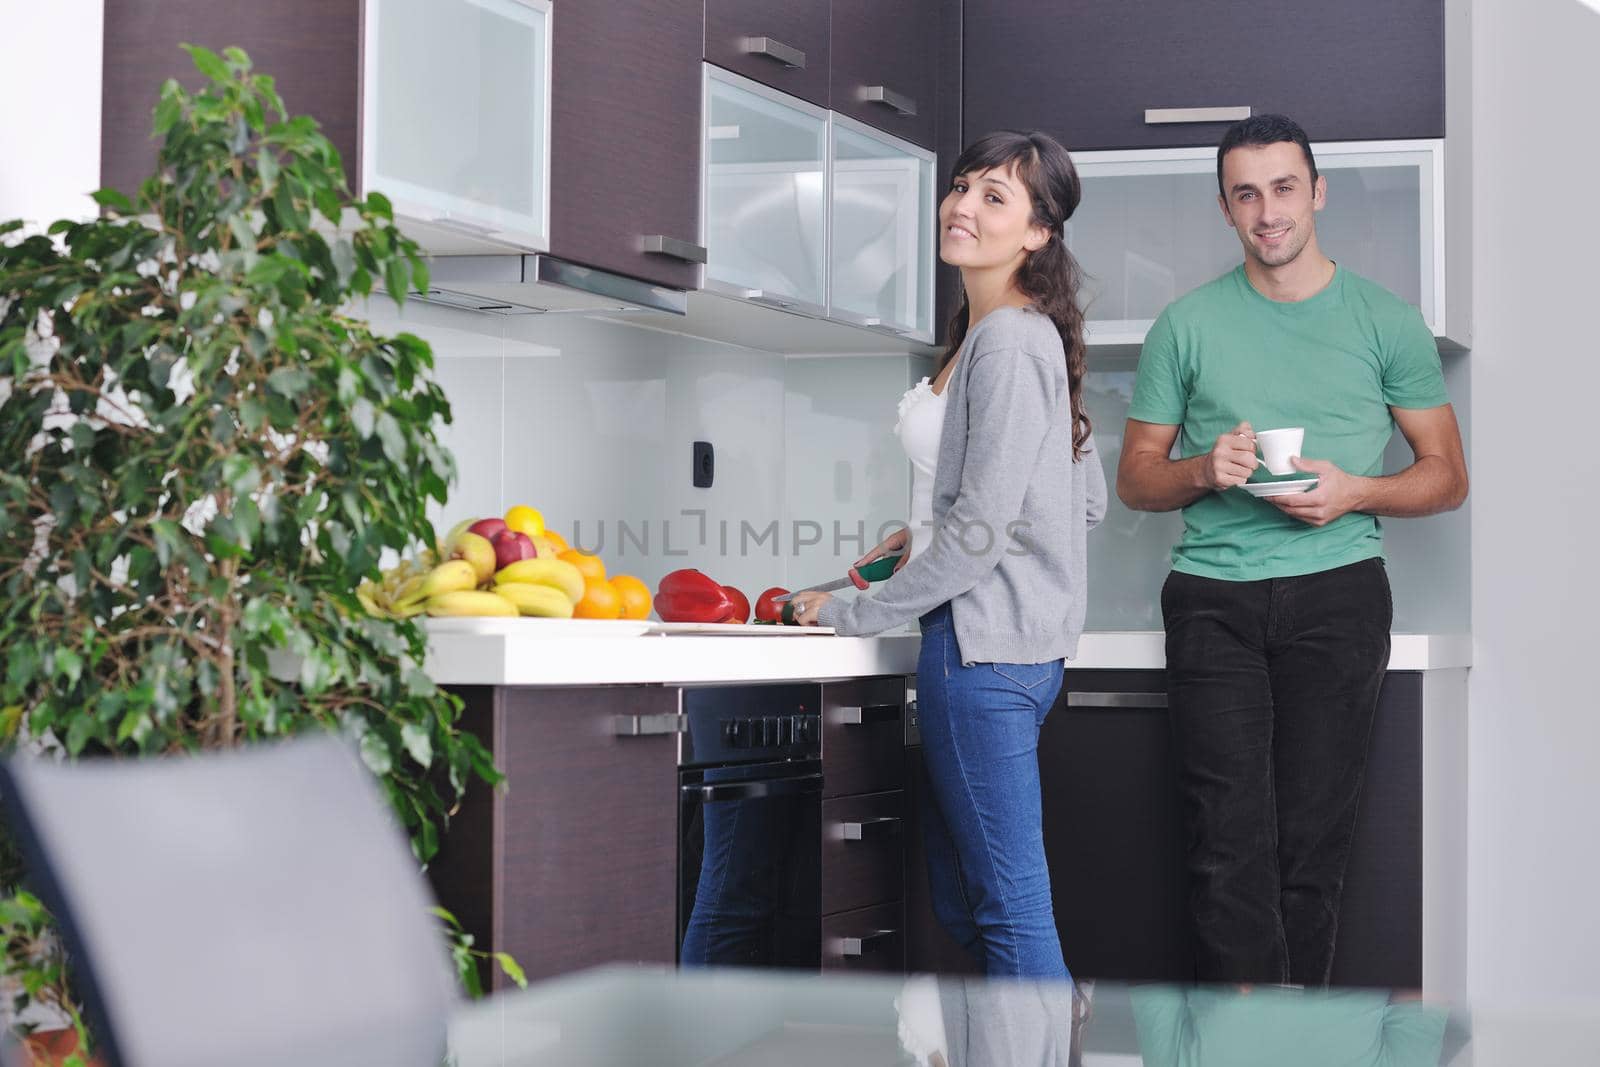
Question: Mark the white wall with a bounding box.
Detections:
[1467,0,1600,1006]
[0,0,103,226]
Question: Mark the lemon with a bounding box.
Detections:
[504,504,545,538]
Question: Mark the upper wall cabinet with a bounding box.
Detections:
[101,0,705,290]
[704,0,831,108]
[831,0,940,150]
[549,0,706,290]
[964,0,1445,151]
[102,0,364,202]
[702,67,831,314]
[700,67,937,346]
[1067,140,1451,346]
[830,117,936,339]
[363,0,550,252]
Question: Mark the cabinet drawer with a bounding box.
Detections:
[822,901,905,973]
[822,791,905,915]
[822,677,907,798]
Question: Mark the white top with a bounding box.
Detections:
[895,376,947,563]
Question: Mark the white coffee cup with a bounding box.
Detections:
[1255,427,1305,476]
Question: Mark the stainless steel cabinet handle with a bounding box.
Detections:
[428,216,498,235]
[641,235,708,264]
[837,703,901,725]
[613,713,687,737]
[1065,692,1168,709]
[743,36,806,69]
[748,292,800,311]
[690,774,823,803]
[1143,106,1252,125]
[860,85,918,117]
[841,928,899,957]
[841,816,902,841]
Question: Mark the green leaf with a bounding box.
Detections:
[494,952,528,989]
[183,43,231,85]
[266,367,312,398]
[359,731,393,777]
[374,411,407,464]
[400,722,432,768]
[384,257,409,308]
[257,148,280,190]
[91,187,136,214]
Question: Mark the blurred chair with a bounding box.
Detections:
[0,735,459,1067]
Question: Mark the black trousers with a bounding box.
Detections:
[1161,558,1392,986]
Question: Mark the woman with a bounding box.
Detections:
[794,130,1106,979]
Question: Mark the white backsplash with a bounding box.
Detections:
[361,298,1468,633]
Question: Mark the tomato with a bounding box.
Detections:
[719,585,751,624]
[753,587,789,623]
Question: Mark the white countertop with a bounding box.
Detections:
[423,628,1471,687]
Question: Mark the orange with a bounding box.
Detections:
[558,549,606,583]
[541,528,570,554]
[611,574,652,621]
[504,504,545,538]
[573,578,622,620]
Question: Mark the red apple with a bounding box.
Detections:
[491,530,536,570]
[469,517,508,541]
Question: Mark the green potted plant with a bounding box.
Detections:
[0,46,516,1060]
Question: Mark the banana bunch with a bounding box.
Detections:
[356,551,588,620]
[356,553,437,620]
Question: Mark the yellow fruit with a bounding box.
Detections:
[438,517,475,556]
[450,531,498,583]
[504,505,545,538]
[425,590,519,617]
[493,558,586,605]
[356,582,385,618]
[541,528,570,554]
[494,583,576,618]
[611,575,652,620]
[573,578,623,620]
[402,559,477,606]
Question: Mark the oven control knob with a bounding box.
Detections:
[721,718,748,748]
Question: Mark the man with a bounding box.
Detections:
[1116,114,1468,985]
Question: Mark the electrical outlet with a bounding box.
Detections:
[692,441,714,488]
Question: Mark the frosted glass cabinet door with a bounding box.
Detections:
[829,116,935,341]
[703,66,830,313]
[363,0,551,250]
[1066,141,1442,344]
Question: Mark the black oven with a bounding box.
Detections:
[677,683,822,970]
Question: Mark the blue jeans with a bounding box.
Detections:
[917,603,1069,979]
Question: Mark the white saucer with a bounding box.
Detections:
[1239,477,1319,498]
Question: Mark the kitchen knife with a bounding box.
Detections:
[774,555,904,601]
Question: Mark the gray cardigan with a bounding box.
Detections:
[817,305,1106,663]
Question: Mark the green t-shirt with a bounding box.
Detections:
[1127,264,1448,582]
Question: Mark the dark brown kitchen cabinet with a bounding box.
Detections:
[704,0,831,108]
[830,0,941,150]
[964,0,1445,151]
[906,670,1425,987]
[550,0,704,289]
[818,677,910,973]
[1038,670,1422,986]
[429,686,679,990]
[101,0,361,198]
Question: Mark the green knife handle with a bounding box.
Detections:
[854,555,904,583]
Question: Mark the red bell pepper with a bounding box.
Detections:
[654,569,736,623]
[721,586,750,624]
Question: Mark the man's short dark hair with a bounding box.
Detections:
[1216,114,1319,198]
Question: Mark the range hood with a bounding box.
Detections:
[407,255,688,317]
